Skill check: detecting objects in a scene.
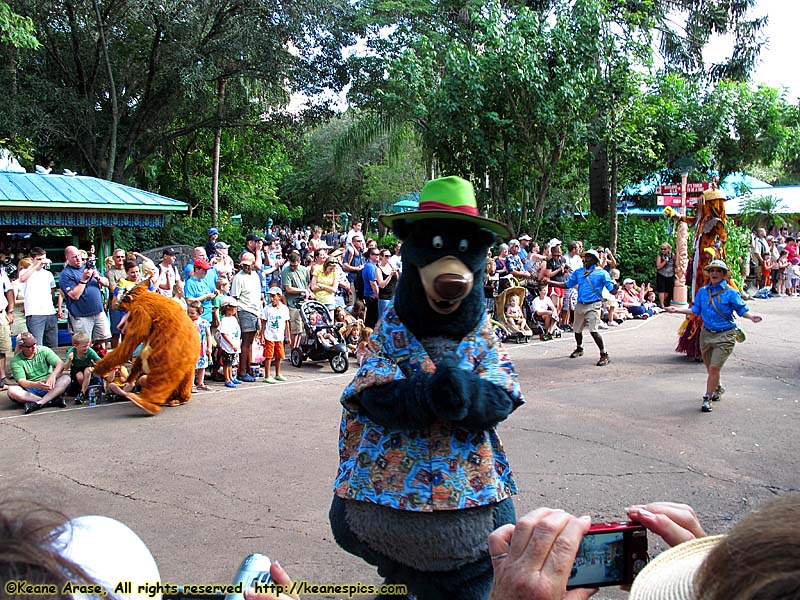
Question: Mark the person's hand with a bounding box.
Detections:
[41,375,55,391]
[243,560,298,600]
[487,508,595,600]
[625,502,705,547]
[749,314,763,323]
[664,306,677,313]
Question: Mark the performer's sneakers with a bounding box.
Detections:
[714,385,725,400]
[596,353,610,367]
[569,347,584,358]
[701,395,713,412]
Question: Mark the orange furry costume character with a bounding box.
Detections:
[93,281,200,415]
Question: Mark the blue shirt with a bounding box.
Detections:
[59,264,105,316]
[184,276,215,322]
[506,253,525,274]
[183,262,218,289]
[564,265,614,303]
[691,281,749,331]
[362,261,378,298]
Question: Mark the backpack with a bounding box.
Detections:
[345,246,366,300]
[355,267,365,300]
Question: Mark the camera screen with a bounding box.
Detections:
[567,531,626,587]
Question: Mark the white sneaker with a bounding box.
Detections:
[598,321,609,329]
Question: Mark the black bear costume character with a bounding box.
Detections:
[329,176,524,599]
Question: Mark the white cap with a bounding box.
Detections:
[55,515,161,600]
[549,238,562,248]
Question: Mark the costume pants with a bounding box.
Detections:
[329,495,515,600]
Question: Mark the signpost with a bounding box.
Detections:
[656,182,710,195]
[657,195,699,208]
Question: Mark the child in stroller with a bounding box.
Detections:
[289,300,350,373]
[494,286,534,343]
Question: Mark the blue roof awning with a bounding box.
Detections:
[0,173,188,228]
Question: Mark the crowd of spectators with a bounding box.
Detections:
[1,220,797,409]
[748,225,800,296]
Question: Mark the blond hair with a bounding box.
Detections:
[71,331,90,345]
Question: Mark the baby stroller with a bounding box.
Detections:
[289,299,350,373]
[494,286,534,343]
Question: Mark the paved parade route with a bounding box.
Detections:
[1,298,798,599]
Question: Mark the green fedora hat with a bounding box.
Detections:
[380,176,512,238]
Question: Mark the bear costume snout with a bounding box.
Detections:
[418,256,474,313]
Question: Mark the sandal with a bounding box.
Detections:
[197,384,211,391]
[191,386,198,393]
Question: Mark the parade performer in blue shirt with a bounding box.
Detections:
[548,248,616,366]
[666,259,762,412]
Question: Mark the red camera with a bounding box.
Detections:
[566,521,649,589]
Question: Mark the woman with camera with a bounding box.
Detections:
[655,243,675,308]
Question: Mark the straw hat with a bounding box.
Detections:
[628,535,724,600]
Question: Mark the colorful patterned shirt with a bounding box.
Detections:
[334,303,524,512]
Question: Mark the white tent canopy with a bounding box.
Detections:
[725,186,800,215]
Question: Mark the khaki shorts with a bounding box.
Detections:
[0,311,11,354]
[289,307,303,335]
[68,311,111,343]
[700,328,737,368]
[573,301,601,333]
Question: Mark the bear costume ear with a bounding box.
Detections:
[391,219,415,241]
[477,227,497,249]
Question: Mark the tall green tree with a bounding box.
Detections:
[347,0,602,232]
[586,0,766,217]
[2,0,355,182]
[282,113,425,228]
[0,2,38,48]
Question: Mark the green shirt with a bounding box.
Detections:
[281,264,310,308]
[10,346,61,383]
[66,347,101,369]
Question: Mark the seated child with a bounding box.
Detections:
[505,294,527,331]
[308,310,337,348]
[531,285,559,338]
[103,364,131,403]
[642,290,664,314]
[334,306,363,355]
[63,332,102,404]
[355,327,373,367]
